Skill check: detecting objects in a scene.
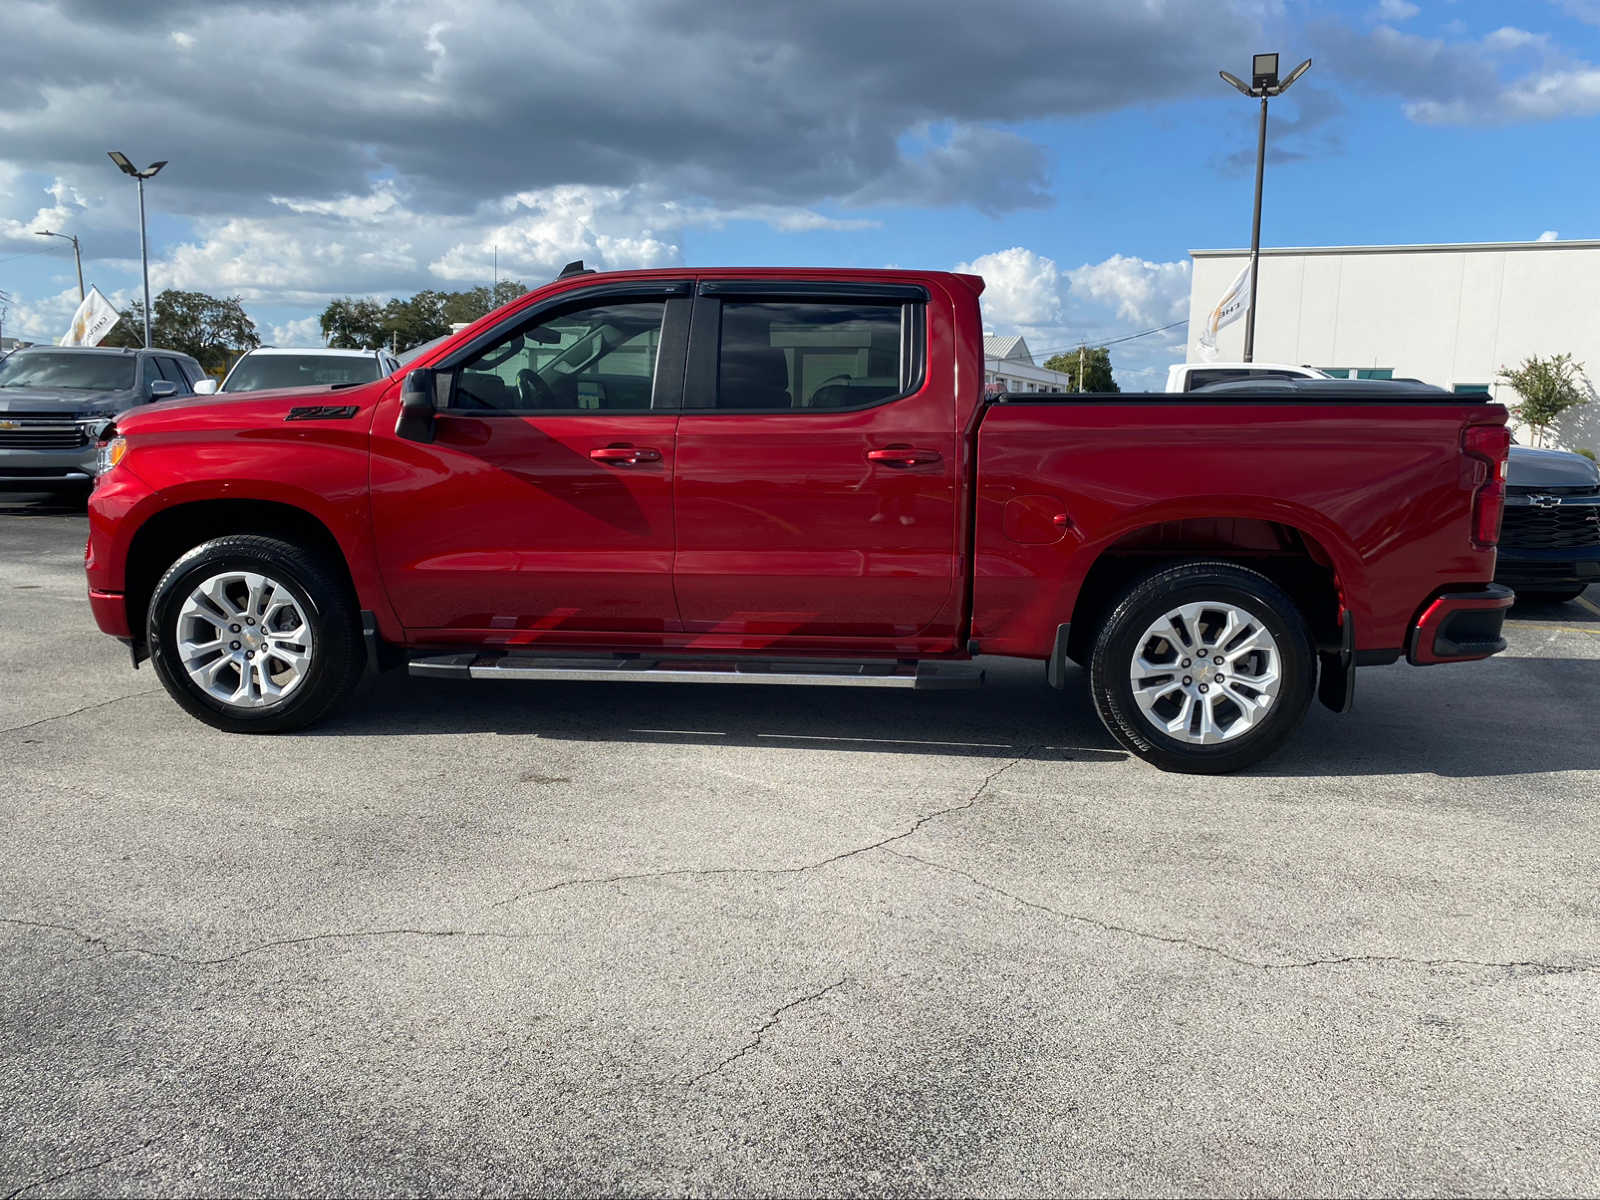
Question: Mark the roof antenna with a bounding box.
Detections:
[557,259,595,279]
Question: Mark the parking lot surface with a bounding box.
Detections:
[2,493,1598,1197]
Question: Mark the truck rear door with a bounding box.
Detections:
[671,280,961,651]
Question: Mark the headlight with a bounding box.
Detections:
[96,436,127,476]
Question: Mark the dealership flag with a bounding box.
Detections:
[1194,264,1251,361]
[59,286,121,347]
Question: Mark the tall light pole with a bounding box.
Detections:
[107,151,167,348]
[1219,53,1311,362]
[34,230,85,303]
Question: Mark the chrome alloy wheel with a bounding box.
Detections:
[1127,600,1282,745]
[175,571,315,709]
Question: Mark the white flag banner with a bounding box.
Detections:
[59,286,121,347]
[1194,264,1251,361]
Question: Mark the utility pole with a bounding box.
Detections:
[1078,345,1085,393]
[35,231,85,302]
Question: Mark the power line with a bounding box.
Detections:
[989,318,1190,364]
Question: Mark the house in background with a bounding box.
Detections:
[984,333,1075,394]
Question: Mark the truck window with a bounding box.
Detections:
[452,301,665,411]
[716,302,907,410]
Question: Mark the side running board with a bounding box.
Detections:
[407,652,984,690]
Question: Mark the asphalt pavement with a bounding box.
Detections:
[2,492,1597,1197]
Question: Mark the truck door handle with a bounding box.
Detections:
[589,444,662,465]
[866,446,942,468]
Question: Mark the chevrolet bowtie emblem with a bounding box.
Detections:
[1528,495,1561,508]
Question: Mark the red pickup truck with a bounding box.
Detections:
[85,265,1513,773]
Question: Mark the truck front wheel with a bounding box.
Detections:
[146,534,364,733]
[1088,562,1315,774]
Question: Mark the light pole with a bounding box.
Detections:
[1219,53,1311,362]
[34,230,85,303]
[107,151,167,348]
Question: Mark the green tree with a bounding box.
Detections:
[1043,345,1119,393]
[319,297,387,350]
[103,290,261,373]
[318,281,528,353]
[1499,353,1590,447]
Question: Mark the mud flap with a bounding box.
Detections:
[1317,611,1355,713]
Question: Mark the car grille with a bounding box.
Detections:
[1501,503,1600,550]
[0,420,87,450]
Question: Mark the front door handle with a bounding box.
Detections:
[866,446,942,468]
[589,444,662,465]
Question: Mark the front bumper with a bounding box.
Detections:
[0,444,96,488]
[1494,545,1600,591]
[88,588,132,638]
[1407,584,1515,665]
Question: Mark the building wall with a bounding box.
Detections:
[1188,241,1600,452]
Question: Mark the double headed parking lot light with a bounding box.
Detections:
[1217,55,1312,362]
[107,151,168,349]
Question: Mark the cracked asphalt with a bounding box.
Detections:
[2,493,1599,1197]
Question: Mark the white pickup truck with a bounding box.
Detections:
[1166,362,1329,392]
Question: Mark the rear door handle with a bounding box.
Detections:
[589,444,662,465]
[866,446,942,468]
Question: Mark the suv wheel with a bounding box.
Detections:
[1088,562,1315,774]
[146,535,363,733]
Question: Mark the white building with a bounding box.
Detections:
[984,334,1075,394]
[1188,239,1600,453]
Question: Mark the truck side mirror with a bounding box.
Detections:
[148,380,178,400]
[396,368,438,443]
[193,378,218,395]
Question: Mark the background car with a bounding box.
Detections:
[1496,446,1600,603]
[0,345,205,490]
[195,347,399,394]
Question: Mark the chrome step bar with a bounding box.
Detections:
[407,652,984,690]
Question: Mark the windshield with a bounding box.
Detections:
[0,352,136,391]
[221,354,382,392]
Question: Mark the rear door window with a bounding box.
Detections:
[713,301,909,410]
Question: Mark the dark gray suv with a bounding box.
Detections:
[0,346,207,489]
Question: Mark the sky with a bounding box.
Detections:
[2,0,1599,387]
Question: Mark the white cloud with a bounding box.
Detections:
[1373,0,1419,21]
[953,247,1064,329]
[1406,65,1600,123]
[171,31,195,51]
[1067,254,1191,327]
[268,315,325,347]
[1483,27,1552,53]
[1537,229,1560,241]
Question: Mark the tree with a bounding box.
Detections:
[1043,345,1119,393]
[102,289,260,373]
[1499,353,1591,447]
[318,281,528,353]
[319,297,387,350]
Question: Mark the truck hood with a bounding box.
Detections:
[0,386,142,417]
[1506,446,1600,490]
[115,382,380,434]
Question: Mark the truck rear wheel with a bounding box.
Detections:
[1088,562,1315,774]
[146,535,363,733]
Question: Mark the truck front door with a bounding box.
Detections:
[369,282,690,640]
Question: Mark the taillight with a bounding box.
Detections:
[1463,424,1511,548]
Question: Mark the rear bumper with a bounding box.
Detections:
[1407,584,1515,665]
[88,588,131,638]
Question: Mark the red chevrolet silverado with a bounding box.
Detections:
[85,265,1514,773]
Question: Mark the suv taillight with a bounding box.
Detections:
[1463,424,1511,548]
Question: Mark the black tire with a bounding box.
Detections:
[146,534,364,733]
[1088,561,1316,774]
[1516,587,1586,604]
